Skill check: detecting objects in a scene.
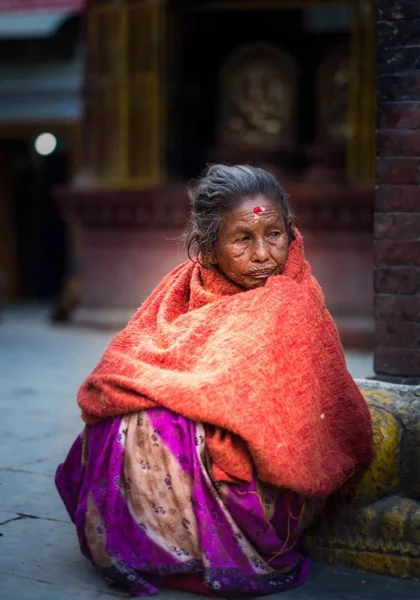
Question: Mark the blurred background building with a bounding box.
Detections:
[0,0,83,304]
[0,0,376,346]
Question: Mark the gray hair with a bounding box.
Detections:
[184,164,294,264]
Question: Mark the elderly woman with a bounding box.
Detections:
[56,165,373,598]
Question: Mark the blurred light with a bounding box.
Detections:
[34,133,57,156]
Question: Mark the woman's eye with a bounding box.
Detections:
[236,236,250,243]
[268,231,281,238]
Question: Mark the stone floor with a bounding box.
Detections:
[0,305,419,600]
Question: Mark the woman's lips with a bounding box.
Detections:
[248,270,275,279]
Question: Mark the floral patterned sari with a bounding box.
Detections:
[56,408,320,598]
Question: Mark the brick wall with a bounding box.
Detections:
[375,0,420,381]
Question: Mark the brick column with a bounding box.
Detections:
[375,1,420,383]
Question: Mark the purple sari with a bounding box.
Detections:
[56,409,315,597]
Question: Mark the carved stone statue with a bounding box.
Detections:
[218,43,298,150]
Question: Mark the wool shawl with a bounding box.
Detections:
[78,231,373,497]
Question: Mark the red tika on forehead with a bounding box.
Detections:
[253,206,264,215]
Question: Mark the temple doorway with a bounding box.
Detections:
[0,134,70,301]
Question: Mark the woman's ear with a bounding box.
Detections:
[198,251,217,269]
[207,251,218,266]
[288,220,296,241]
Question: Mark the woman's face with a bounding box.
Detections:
[213,195,289,290]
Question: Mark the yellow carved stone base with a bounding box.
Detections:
[306,380,420,580]
[309,548,420,580]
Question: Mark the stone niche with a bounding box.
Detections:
[211,42,298,180]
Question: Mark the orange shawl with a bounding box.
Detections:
[78,231,373,497]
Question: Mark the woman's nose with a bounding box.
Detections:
[252,240,270,263]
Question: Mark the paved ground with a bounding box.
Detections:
[0,306,418,600]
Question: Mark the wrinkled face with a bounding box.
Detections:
[213,195,289,289]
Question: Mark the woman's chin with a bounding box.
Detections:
[243,277,270,290]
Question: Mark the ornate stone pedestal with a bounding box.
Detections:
[307,380,420,579]
[56,184,189,327]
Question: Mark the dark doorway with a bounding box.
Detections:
[8,137,69,300]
